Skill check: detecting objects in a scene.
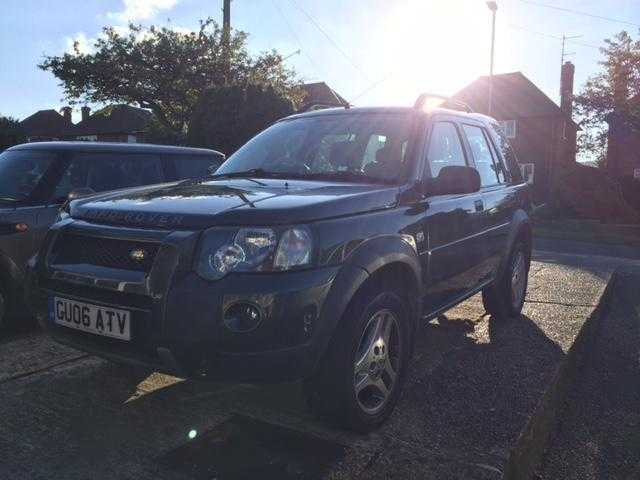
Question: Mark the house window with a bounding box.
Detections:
[499,120,517,139]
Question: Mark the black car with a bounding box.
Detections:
[28,98,532,431]
[0,142,224,328]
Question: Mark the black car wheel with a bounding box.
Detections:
[482,239,530,319]
[305,282,412,432]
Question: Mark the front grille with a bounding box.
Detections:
[51,233,160,272]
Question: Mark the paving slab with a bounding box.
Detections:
[0,255,614,479]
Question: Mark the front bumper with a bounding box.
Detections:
[27,220,343,382]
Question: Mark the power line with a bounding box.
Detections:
[519,0,640,28]
[507,24,600,49]
[288,0,371,81]
[270,0,322,76]
[350,74,395,103]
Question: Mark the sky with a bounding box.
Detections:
[1,0,640,124]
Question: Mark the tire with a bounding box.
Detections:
[482,239,530,319]
[304,281,413,432]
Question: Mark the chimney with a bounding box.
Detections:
[61,106,72,123]
[560,61,575,118]
[81,106,91,122]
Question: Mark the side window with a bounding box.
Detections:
[462,125,501,186]
[426,122,467,178]
[489,122,521,183]
[170,154,225,180]
[53,159,88,202]
[54,153,163,201]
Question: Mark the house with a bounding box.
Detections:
[20,104,153,144]
[72,104,153,143]
[20,108,74,142]
[451,63,579,202]
[605,94,640,180]
[300,82,349,111]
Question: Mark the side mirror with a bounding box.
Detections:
[429,165,481,196]
[67,187,96,201]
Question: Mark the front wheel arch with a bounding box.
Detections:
[313,237,423,371]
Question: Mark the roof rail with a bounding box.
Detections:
[414,93,473,113]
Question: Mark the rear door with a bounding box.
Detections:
[460,122,512,282]
[0,149,61,270]
[420,117,488,311]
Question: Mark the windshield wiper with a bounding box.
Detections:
[209,169,269,186]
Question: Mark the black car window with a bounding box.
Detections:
[168,154,224,180]
[0,150,56,203]
[216,113,415,184]
[54,152,163,201]
[426,122,467,178]
[462,124,501,186]
[489,121,522,183]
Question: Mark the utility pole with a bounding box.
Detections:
[222,0,231,81]
[486,1,498,115]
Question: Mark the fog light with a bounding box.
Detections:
[223,302,263,333]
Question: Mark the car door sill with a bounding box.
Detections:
[423,277,495,321]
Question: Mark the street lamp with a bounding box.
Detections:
[487,1,497,115]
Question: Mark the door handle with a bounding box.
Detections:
[474,199,484,212]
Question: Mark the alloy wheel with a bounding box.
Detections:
[511,250,527,309]
[353,308,401,415]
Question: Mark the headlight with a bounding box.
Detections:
[274,227,312,270]
[196,226,312,281]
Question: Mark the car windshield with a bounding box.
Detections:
[216,112,415,184]
[0,150,56,202]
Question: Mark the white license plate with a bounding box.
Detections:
[50,296,131,341]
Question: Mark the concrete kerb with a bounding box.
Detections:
[504,270,618,479]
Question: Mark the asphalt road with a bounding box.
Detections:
[0,248,632,480]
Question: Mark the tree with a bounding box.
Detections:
[187,84,296,154]
[39,19,303,137]
[0,116,26,151]
[574,31,640,165]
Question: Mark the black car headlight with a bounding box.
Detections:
[196,226,313,281]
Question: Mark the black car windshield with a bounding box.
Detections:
[216,112,415,184]
[0,150,56,202]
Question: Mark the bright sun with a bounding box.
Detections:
[366,0,498,106]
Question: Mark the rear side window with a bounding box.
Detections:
[426,122,467,178]
[462,125,502,186]
[489,122,522,183]
[53,153,163,201]
[168,154,225,180]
